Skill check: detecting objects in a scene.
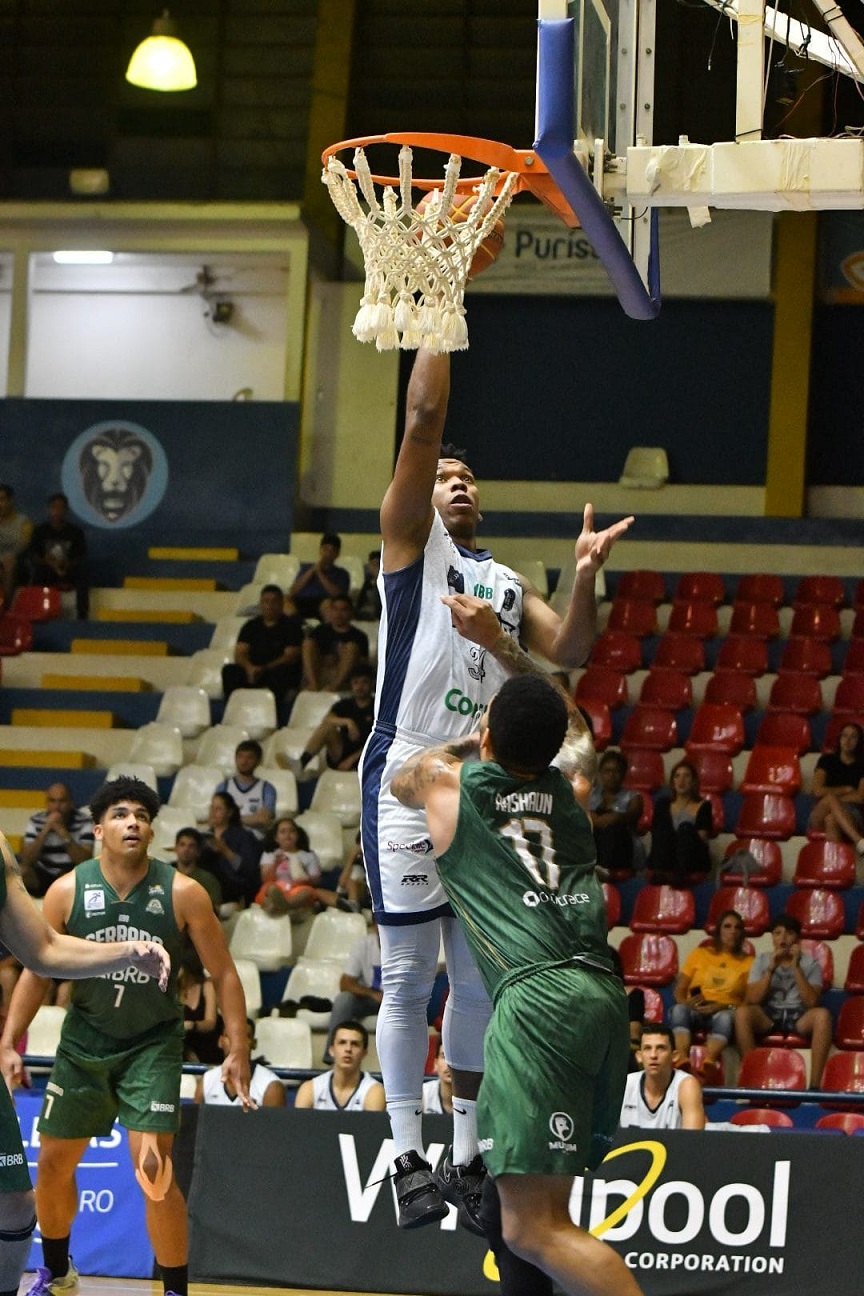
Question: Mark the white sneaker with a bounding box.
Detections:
[26,1260,79,1295]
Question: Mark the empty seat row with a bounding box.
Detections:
[614,571,857,609]
[589,629,862,678]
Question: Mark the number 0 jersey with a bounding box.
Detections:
[63,856,185,1044]
[435,761,612,1002]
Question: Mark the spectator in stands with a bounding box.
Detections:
[173,827,221,912]
[19,782,94,898]
[287,532,351,620]
[422,1037,454,1115]
[735,914,832,1088]
[336,831,371,912]
[588,749,644,875]
[807,722,864,857]
[254,816,351,918]
[178,957,223,1065]
[620,1024,706,1130]
[297,666,375,774]
[354,547,382,621]
[21,491,89,619]
[323,922,382,1064]
[220,584,304,705]
[198,792,262,908]
[302,593,370,691]
[294,1021,385,1111]
[216,740,276,840]
[645,759,712,883]
[670,909,752,1084]
[196,1017,286,1108]
[0,482,31,602]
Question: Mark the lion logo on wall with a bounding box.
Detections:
[79,427,154,523]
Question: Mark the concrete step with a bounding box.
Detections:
[11,707,118,729]
[0,750,96,769]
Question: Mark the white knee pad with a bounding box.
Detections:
[441,916,492,1072]
[377,922,442,1103]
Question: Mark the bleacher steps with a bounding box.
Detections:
[148,546,239,562]
[3,653,191,691]
[94,609,202,624]
[70,639,171,656]
[1,750,95,769]
[4,835,21,854]
[0,789,45,808]
[0,727,135,765]
[11,708,117,729]
[92,588,237,618]
[41,675,151,692]
[123,577,218,592]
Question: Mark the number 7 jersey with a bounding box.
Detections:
[435,761,612,1003]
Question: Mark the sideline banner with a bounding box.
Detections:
[189,1113,864,1296]
[16,1091,153,1279]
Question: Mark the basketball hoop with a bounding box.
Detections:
[322,136,530,352]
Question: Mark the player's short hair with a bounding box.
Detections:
[639,1023,674,1049]
[487,675,569,775]
[333,1020,368,1048]
[440,441,469,465]
[235,739,263,760]
[773,913,802,936]
[90,776,160,823]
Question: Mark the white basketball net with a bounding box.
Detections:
[322,145,517,352]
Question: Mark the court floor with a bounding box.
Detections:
[17,1281,409,1296]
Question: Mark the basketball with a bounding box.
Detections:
[418,189,505,280]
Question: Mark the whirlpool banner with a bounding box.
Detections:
[188,1114,864,1296]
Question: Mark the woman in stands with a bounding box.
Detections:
[178,956,223,1064]
[808,722,864,856]
[646,759,713,883]
[254,816,354,917]
[199,791,262,908]
[669,909,752,1083]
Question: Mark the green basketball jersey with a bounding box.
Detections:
[436,761,612,1003]
[63,857,185,1043]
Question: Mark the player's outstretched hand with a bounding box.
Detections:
[574,503,634,578]
[223,1050,256,1112]
[128,941,171,992]
[441,593,502,648]
[0,1045,24,1094]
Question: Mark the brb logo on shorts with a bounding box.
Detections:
[548,1111,579,1154]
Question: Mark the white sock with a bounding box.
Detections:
[452,1097,478,1166]
[388,1099,424,1159]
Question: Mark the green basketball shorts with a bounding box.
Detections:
[0,1083,33,1193]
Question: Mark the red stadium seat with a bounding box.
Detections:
[705,886,771,936]
[779,636,832,678]
[622,749,666,793]
[820,1051,864,1110]
[844,944,864,993]
[615,570,666,604]
[790,604,842,642]
[842,640,864,676]
[737,1047,806,1104]
[589,630,642,673]
[686,703,746,756]
[667,600,719,638]
[734,574,785,607]
[720,838,783,887]
[767,673,823,716]
[785,888,846,939]
[756,711,812,755]
[728,601,781,639]
[704,672,757,712]
[705,792,725,838]
[651,633,705,675]
[855,580,864,613]
[795,575,846,608]
[674,572,726,606]
[714,635,769,676]
[740,746,802,796]
[639,670,692,710]
[835,998,864,1050]
[607,599,659,638]
[0,615,33,656]
[690,749,734,794]
[735,792,797,840]
[602,883,621,930]
[577,699,612,752]
[617,933,679,986]
[620,707,679,753]
[630,885,696,935]
[794,840,856,890]
[729,1107,794,1129]
[833,675,864,718]
[10,585,62,622]
[801,939,834,988]
[814,1112,864,1133]
[575,667,629,710]
[853,610,864,640]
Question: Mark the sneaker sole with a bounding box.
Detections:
[399,1199,449,1229]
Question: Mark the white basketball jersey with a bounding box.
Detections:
[310,1069,379,1111]
[620,1070,687,1130]
[202,1062,282,1107]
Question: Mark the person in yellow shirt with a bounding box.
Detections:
[670,909,752,1083]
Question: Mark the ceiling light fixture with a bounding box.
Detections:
[52,251,115,265]
[126,9,197,92]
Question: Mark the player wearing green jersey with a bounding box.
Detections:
[392,675,642,1296]
[0,777,252,1296]
[0,827,168,1296]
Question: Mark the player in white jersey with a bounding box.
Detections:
[360,346,633,1230]
[294,1022,385,1113]
[619,1025,706,1131]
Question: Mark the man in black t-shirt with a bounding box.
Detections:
[221,584,303,703]
[299,667,375,772]
[302,593,369,691]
